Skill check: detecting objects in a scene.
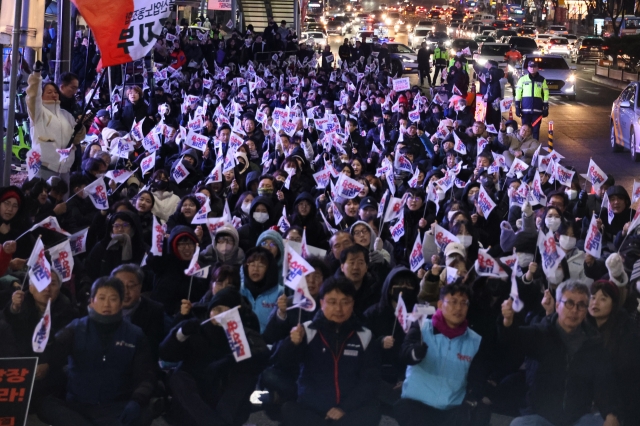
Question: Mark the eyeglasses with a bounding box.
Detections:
[560,299,588,311]
[1,200,19,210]
[113,223,131,230]
[443,299,470,308]
[260,241,277,248]
[353,229,370,237]
[177,241,195,248]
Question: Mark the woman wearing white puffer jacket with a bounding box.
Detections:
[25,61,85,184]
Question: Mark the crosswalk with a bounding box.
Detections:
[547,99,586,107]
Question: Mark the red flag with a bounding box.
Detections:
[71,0,172,67]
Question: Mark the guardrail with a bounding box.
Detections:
[595,65,640,82]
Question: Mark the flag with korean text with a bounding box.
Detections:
[214,306,252,362]
[313,168,331,189]
[474,249,501,278]
[453,132,467,155]
[604,192,614,225]
[511,183,529,207]
[69,228,89,255]
[27,147,42,180]
[335,174,366,199]
[184,245,209,278]
[383,196,403,223]
[436,171,455,192]
[331,197,343,226]
[584,214,602,259]
[140,154,155,176]
[632,181,640,205]
[84,177,109,210]
[432,224,460,253]
[537,229,566,278]
[390,211,405,242]
[300,228,309,258]
[587,158,607,191]
[151,216,164,256]
[56,148,73,163]
[394,155,414,174]
[290,276,316,312]
[408,167,421,188]
[477,137,489,154]
[106,168,136,184]
[27,238,52,292]
[49,240,74,282]
[32,216,71,236]
[492,151,508,171]
[394,293,410,333]
[172,161,190,184]
[378,190,389,219]
[529,171,547,206]
[477,185,496,218]
[510,258,524,312]
[409,233,425,272]
[628,210,640,235]
[70,0,172,67]
[278,206,291,233]
[142,131,161,153]
[32,299,51,353]
[284,243,315,289]
[508,158,529,178]
[185,130,209,152]
[553,163,575,187]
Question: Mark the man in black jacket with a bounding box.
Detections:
[339,38,352,64]
[335,245,382,319]
[276,276,381,426]
[112,264,165,363]
[501,280,620,426]
[417,42,431,87]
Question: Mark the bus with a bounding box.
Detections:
[603,16,640,36]
[306,0,324,19]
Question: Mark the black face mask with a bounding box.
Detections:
[391,287,417,312]
[155,180,169,190]
[433,112,443,120]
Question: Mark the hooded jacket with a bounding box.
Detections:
[240,246,283,332]
[0,186,34,259]
[364,267,419,376]
[201,223,245,267]
[237,196,276,252]
[149,225,209,315]
[498,314,617,425]
[290,192,328,249]
[85,211,148,281]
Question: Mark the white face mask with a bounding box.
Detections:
[517,252,535,268]
[559,235,576,251]
[545,216,561,232]
[212,98,219,105]
[361,105,367,111]
[565,189,577,201]
[506,127,514,134]
[436,189,445,201]
[369,185,377,192]
[241,202,251,214]
[458,234,472,248]
[447,210,459,222]
[253,212,269,223]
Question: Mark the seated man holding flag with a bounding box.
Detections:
[395,284,490,426]
[276,276,382,426]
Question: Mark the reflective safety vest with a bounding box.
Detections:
[433,48,449,63]
[448,57,469,73]
[515,73,549,113]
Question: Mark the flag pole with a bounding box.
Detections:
[21,267,30,291]
[298,307,302,325]
[66,71,107,148]
[187,275,194,301]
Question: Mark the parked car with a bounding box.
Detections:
[409,27,431,47]
[610,82,640,160]
[372,42,419,76]
[520,54,577,100]
[299,31,328,48]
[425,31,451,49]
[571,36,605,64]
[505,35,539,55]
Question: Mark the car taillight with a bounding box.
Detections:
[579,46,587,50]
[602,46,609,50]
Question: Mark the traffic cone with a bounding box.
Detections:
[508,106,513,121]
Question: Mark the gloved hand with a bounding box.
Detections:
[119,400,141,425]
[515,102,522,117]
[578,190,588,207]
[542,104,549,118]
[522,201,533,217]
[180,319,201,336]
[413,342,427,361]
[374,237,383,251]
[34,60,43,73]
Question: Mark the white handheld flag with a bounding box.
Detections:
[27,238,52,292]
[84,177,110,210]
[32,299,52,353]
[409,233,425,272]
[151,216,164,256]
[214,306,252,361]
[584,214,602,259]
[49,240,74,282]
[394,292,410,333]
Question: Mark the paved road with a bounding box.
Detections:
[326,30,633,194]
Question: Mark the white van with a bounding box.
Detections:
[474,13,495,25]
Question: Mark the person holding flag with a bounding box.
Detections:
[4,269,78,408]
[159,287,269,426]
[38,276,156,426]
[364,267,421,408]
[276,276,382,426]
[396,284,488,426]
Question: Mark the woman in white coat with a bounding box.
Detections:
[26,61,85,185]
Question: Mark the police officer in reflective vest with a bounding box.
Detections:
[515,61,549,140]
[432,41,449,86]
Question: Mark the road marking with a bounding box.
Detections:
[583,89,599,95]
[578,102,588,107]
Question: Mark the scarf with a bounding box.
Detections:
[432,309,468,340]
[88,307,123,324]
[107,233,133,261]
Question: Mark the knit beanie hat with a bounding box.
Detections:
[500,221,516,253]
